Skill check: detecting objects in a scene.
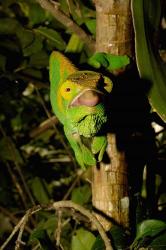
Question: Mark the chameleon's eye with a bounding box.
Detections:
[65,87,71,92]
[60,80,74,100]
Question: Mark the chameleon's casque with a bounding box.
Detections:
[50,51,112,168]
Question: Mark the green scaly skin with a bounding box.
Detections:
[49,52,113,169]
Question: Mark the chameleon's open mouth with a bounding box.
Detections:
[69,89,103,108]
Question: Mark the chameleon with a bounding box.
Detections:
[49,51,113,169]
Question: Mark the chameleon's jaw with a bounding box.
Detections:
[69,89,103,108]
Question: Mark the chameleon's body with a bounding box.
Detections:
[50,51,113,168]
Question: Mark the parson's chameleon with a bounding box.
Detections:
[49,51,130,169]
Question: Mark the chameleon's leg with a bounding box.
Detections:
[81,144,96,166]
[91,136,107,162]
[64,126,86,169]
[64,126,96,168]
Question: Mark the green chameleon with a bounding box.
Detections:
[49,52,116,169]
[49,51,130,169]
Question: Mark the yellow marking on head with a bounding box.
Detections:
[60,80,83,102]
[57,87,64,113]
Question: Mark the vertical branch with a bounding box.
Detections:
[92,135,129,230]
[92,0,133,230]
[94,0,133,56]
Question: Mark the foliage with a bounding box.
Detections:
[0,0,166,249]
[131,0,166,122]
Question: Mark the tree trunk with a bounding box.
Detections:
[92,0,133,230]
[95,0,133,56]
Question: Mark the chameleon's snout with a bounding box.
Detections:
[69,89,103,108]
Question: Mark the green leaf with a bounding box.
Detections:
[85,19,96,36]
[21,68,43,80]
[0,137,23,164]
[0,18,20,34]
[17,2,52,27]
[65,34,84,53]
[59,0,70,15]
[91,236,105,250]
[29,229,55,250]
[88,52,130,72]
[30,177,50,204]
[71,184,91,205]
[16,28,34,49]
[136,219,166,238]
[132,219,166,249]
[0,213,12,235]
[29,50,49,68]
[66,0,83,25]
[71,228,96,250]
[34,27,66,51]
[131,0,166,121]
[16,28,43,56]
[110,225,129,249]
[11,115,22,132]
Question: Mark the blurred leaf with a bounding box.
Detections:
[29,50,49,68]
[71,228,96,250]
[65,33,84,53]
[0,18,20,34]
[21,68,43,80]
[16,28,34,50]
[16,28,43,56]
[132,219,166,249]
[59,0,70,15]
[0,54,6,72]
[0,39,20,53]
[11,114,22,132]
[131,0,166,121]
[136,219,166,238]
[109,225,129,249]
[85,19,96,35]
[67,0,95,25]
[0,213,12,235]
[35,129,55,143]
[29,229,55,250]
[31,214,58,240]
[41,215,57,235]
[91,235,105,250]
[67,0,83,25]
[71,184,91,205]
[17,2,52,27]
[30,177,50,204]
[0,137,23,164]
[0,165,15,206]
[34,27,66,50]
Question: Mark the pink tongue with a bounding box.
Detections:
[72,90,101,107]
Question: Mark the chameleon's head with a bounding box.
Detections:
[60,71,113,137]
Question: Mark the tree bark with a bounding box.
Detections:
[92,0,133,230]
[95,0,133,56]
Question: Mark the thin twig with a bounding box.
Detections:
[29,116,58,138]
[51,201,113,250]
[6,162,27,208]
[55,210,62,247]
[35,0,95,53]
[0,206,32,234]
[35,88,77,168]
[0,216,26,250]
[0,202,113,250]
[0,126,35,206]
[62,170,84,200]
[15,210,31,250]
